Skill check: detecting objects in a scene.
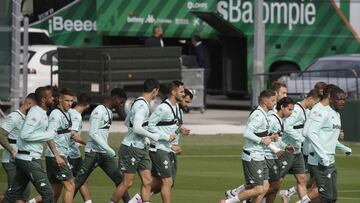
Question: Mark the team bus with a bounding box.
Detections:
[32,0,360,97]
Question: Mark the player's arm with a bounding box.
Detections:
[336,141,352,155]
[46,112,65,166]
[133,108,163,141]
[0,128,15,155]
[88,111,115,157]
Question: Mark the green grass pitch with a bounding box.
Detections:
[1,134,359,203]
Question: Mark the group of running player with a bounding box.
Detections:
[221,81,352,203]
[0,79,192,203]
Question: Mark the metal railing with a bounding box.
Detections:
[254,68,360,99]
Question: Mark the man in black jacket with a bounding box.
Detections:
[145,26,164,47]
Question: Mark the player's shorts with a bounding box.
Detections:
[149,149,173,179]
[170,152,177,183]
[265,158,281,182]
[119,144,151,173]
[303,154,309,173]
[279,151,305,177]
[242,159,269,187]
[45,156,73,183]
[68,157,82,176]
[313,163,337,201]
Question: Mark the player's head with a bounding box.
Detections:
[35,86,54,108]
[59,88,75,112]
[321,84,338,101]
[259,90,277,110]
[314,81,327,96]
[271,81,287,101]
[110,88,127,110]
[75,93,92,110]
[305,89,321,108]
[329,86,346,112]
[168,80,185,102]
[153,26,163,38]
[276,97,295,118]
[144,79,160,100]
[22,93,36,114]
[181,89,194,108]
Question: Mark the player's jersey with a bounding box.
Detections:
[45,108,72,157]
[148,99,181,152]
[1,110,25,163]
[282,103,307,153]
[85,105,115,156]
[17,105,55,160]
[242,106,269,161]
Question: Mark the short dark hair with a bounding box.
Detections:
[144,79,160,93]
[330,86,346,99]
[306,89,321,99]
[111,88,127,99]
[276,97,295,111]
[60,88,75,97]
[271,81,287,92]
[153,25,162,33]
[34,86,51,104]
[314,81,327,90]
[77,93,92,105]
[25,93,36,102]
[168,80,184,93]
[184,89,194,99]
[321,84,338,100]
[192,35,201,42]
[258,90,276,103]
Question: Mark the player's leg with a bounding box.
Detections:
[99,153,130,202]
[28,159,54,203]
[69,157,92,203]
[74,152,97,193]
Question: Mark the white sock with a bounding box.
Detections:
[301,195,311,203]
[288,186,297,197]
[225,195,240,203]
[128,193,142,203]
[84,200,92,203]
[260,198,266,203]
[234,184,246,194]
[27,198,37,203]
[109,200,116,203]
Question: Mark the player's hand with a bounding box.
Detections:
[168,135,176,142]
[260,136,272,145]
[11,149,17,159]
[338,129,345,141]
[276,149,285,157]
[269,133,279,141]
[180,127,191,136]
[71,132,82,143]
[55,155,65,167]
[171,145,182,154]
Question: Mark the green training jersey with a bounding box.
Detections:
[282,103,307,153]
[265,113,286,159]
[1,110,25,163]
[45,108,72,157]
[242,106,269,161]
[85,105,115,156]
[16,105,55,161]
[305,104,341,166]
[123,97,168,149]
[148,99,180,152]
